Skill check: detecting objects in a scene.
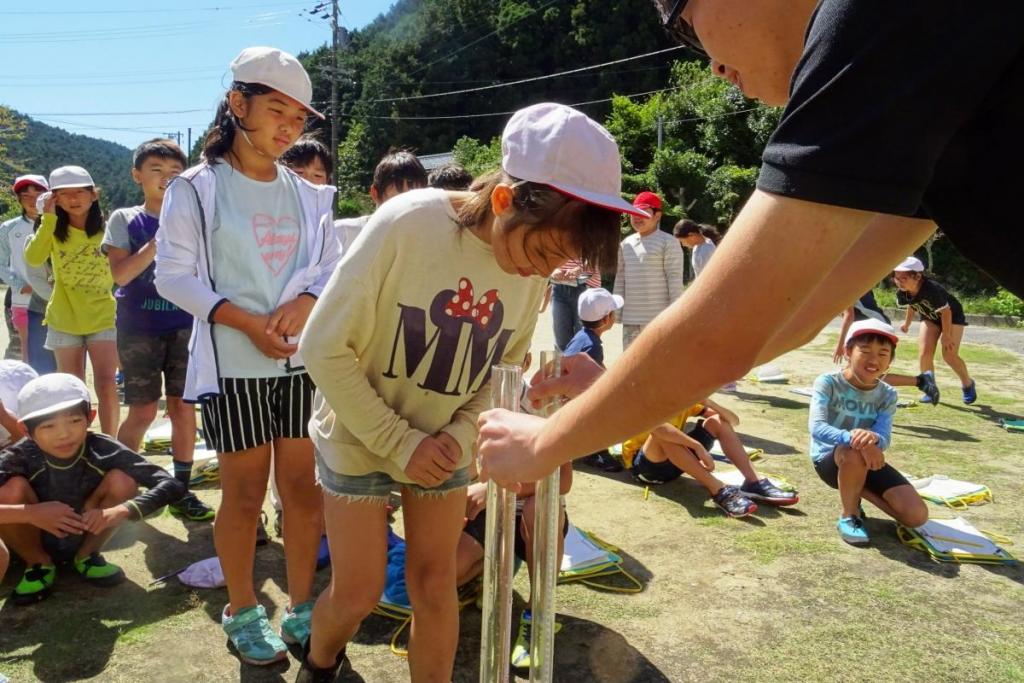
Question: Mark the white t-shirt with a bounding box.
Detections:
[335,214,370,256]
[691,238,717,279]
[210,164,306,378]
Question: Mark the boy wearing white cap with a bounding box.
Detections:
[0,373,185,604]
[298,102,643,682]
[566,287,624,471]
[892,256,976,404]
[809,320,928,545]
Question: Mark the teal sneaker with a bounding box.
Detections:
[12,563,56,605]
[837,516,870,545]
[74,553,126,587]
[280,600,315,647]
[169,493,216,522]
[222,604,287,665]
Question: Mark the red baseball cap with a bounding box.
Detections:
[632,191,662,212]
[12,175,48,194]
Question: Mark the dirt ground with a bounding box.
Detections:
[2,307,1024,682]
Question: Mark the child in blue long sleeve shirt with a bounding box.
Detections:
[809,320,927,545]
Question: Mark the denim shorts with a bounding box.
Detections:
[315,448,470,503]
[45,326,117,350]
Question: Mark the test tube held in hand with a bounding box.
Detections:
[530,349,563,682]
[479,363,522,683]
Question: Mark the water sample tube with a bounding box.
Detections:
[529,349,563,682]
[479,363,522,683]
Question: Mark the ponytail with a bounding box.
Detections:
[202,81,273,164]
[698,223,721,245]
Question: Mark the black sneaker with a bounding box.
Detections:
[915,371,940,406]
[295,638,348,683]
[711,485,757,518]
[169,493,216,522]
[256,511,269,547]
[740,478,799,506]
[580,450,623,473]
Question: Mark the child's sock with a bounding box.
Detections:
[173,459,193,490]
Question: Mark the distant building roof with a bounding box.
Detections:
[418,152,454,171]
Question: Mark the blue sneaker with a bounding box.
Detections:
[222,604,287,665]
[837,516,869,545]
[915,371,939,405]
[962,380,977,405]
[280,600,315,647]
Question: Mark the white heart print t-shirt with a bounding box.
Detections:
[210,163,307,378]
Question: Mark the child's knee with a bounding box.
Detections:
[835,447,866,470]
[129,402,160,423]
[406,561,456,606]
[0,476,35,504]
[103,469,139,501]
[899,499,929,528]
[331,571,384,618]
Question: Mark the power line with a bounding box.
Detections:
[372,46,686,103]
[0,1,309,15]
[25,109,211,117]
[405,0,562,78]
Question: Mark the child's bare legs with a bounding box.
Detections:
[54,345,87,380]
[15,323,28,364]
[642,437,723,495]
[917,321,939,375]
[87,339,120,436]
[455,532,484,586]
[77,469,138,558]
[0,476,51,565]
[308,495,388,667]
[272,437,321,606]
[168,397,196,463]
[834,446,869,517]
[701,415,758,483]
[215,444,271,612]
[861,486,928,528]
[402,487,467,683]
[520,496,567,605]
[940,324,973,387]
[117,401,159,452]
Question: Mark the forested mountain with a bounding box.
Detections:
[0,108,140,217]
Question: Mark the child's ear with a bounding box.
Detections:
[489,184,514,217]
[131,167,142,185]
[369,185,381,207]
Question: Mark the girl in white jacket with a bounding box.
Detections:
[154,47,338,666]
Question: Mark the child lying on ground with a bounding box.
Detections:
[622,398,798,517]
[0,373,185,604]
[809,320,928,545]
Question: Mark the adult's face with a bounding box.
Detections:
[657,0,816,106]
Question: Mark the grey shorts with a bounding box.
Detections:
[45,327,117,350]
[315,448,470,504]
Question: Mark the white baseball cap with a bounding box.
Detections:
[578,287,624,322]
[12,174,48,193]
[501,103,648,217]
[894,256,924,272]
[48,165,94,190]
[845,319,899,347]
[17,373,92,423]
[230,46,324,120]
[0,360,39,416]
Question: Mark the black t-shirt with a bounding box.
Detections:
[758,0,1024,297]
[895,278,966,327]
[853,291,890,325]
[0,433,185,519]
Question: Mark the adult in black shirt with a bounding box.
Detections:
[476,0,1020,485]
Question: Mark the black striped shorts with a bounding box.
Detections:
[201,374,315,454]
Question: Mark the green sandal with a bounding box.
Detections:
[13,563,56,605]
[74,553,126,587]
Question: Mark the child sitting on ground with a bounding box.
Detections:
[0,373,185,604]
[0,359,39,584]
[564,287,624,472]
[622,397,798,517]
[809,320,928,545]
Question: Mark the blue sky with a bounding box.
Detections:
[0,0,397,150]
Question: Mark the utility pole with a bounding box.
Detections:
[330,0,339,187]
[187,127,192,164]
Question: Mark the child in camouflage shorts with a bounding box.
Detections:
[101,139,213,522]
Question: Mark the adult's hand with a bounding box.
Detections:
[526,352,604,405]
[476,410,552,489]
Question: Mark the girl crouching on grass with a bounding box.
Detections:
[298,103,646,682]
[155,47,339,666]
